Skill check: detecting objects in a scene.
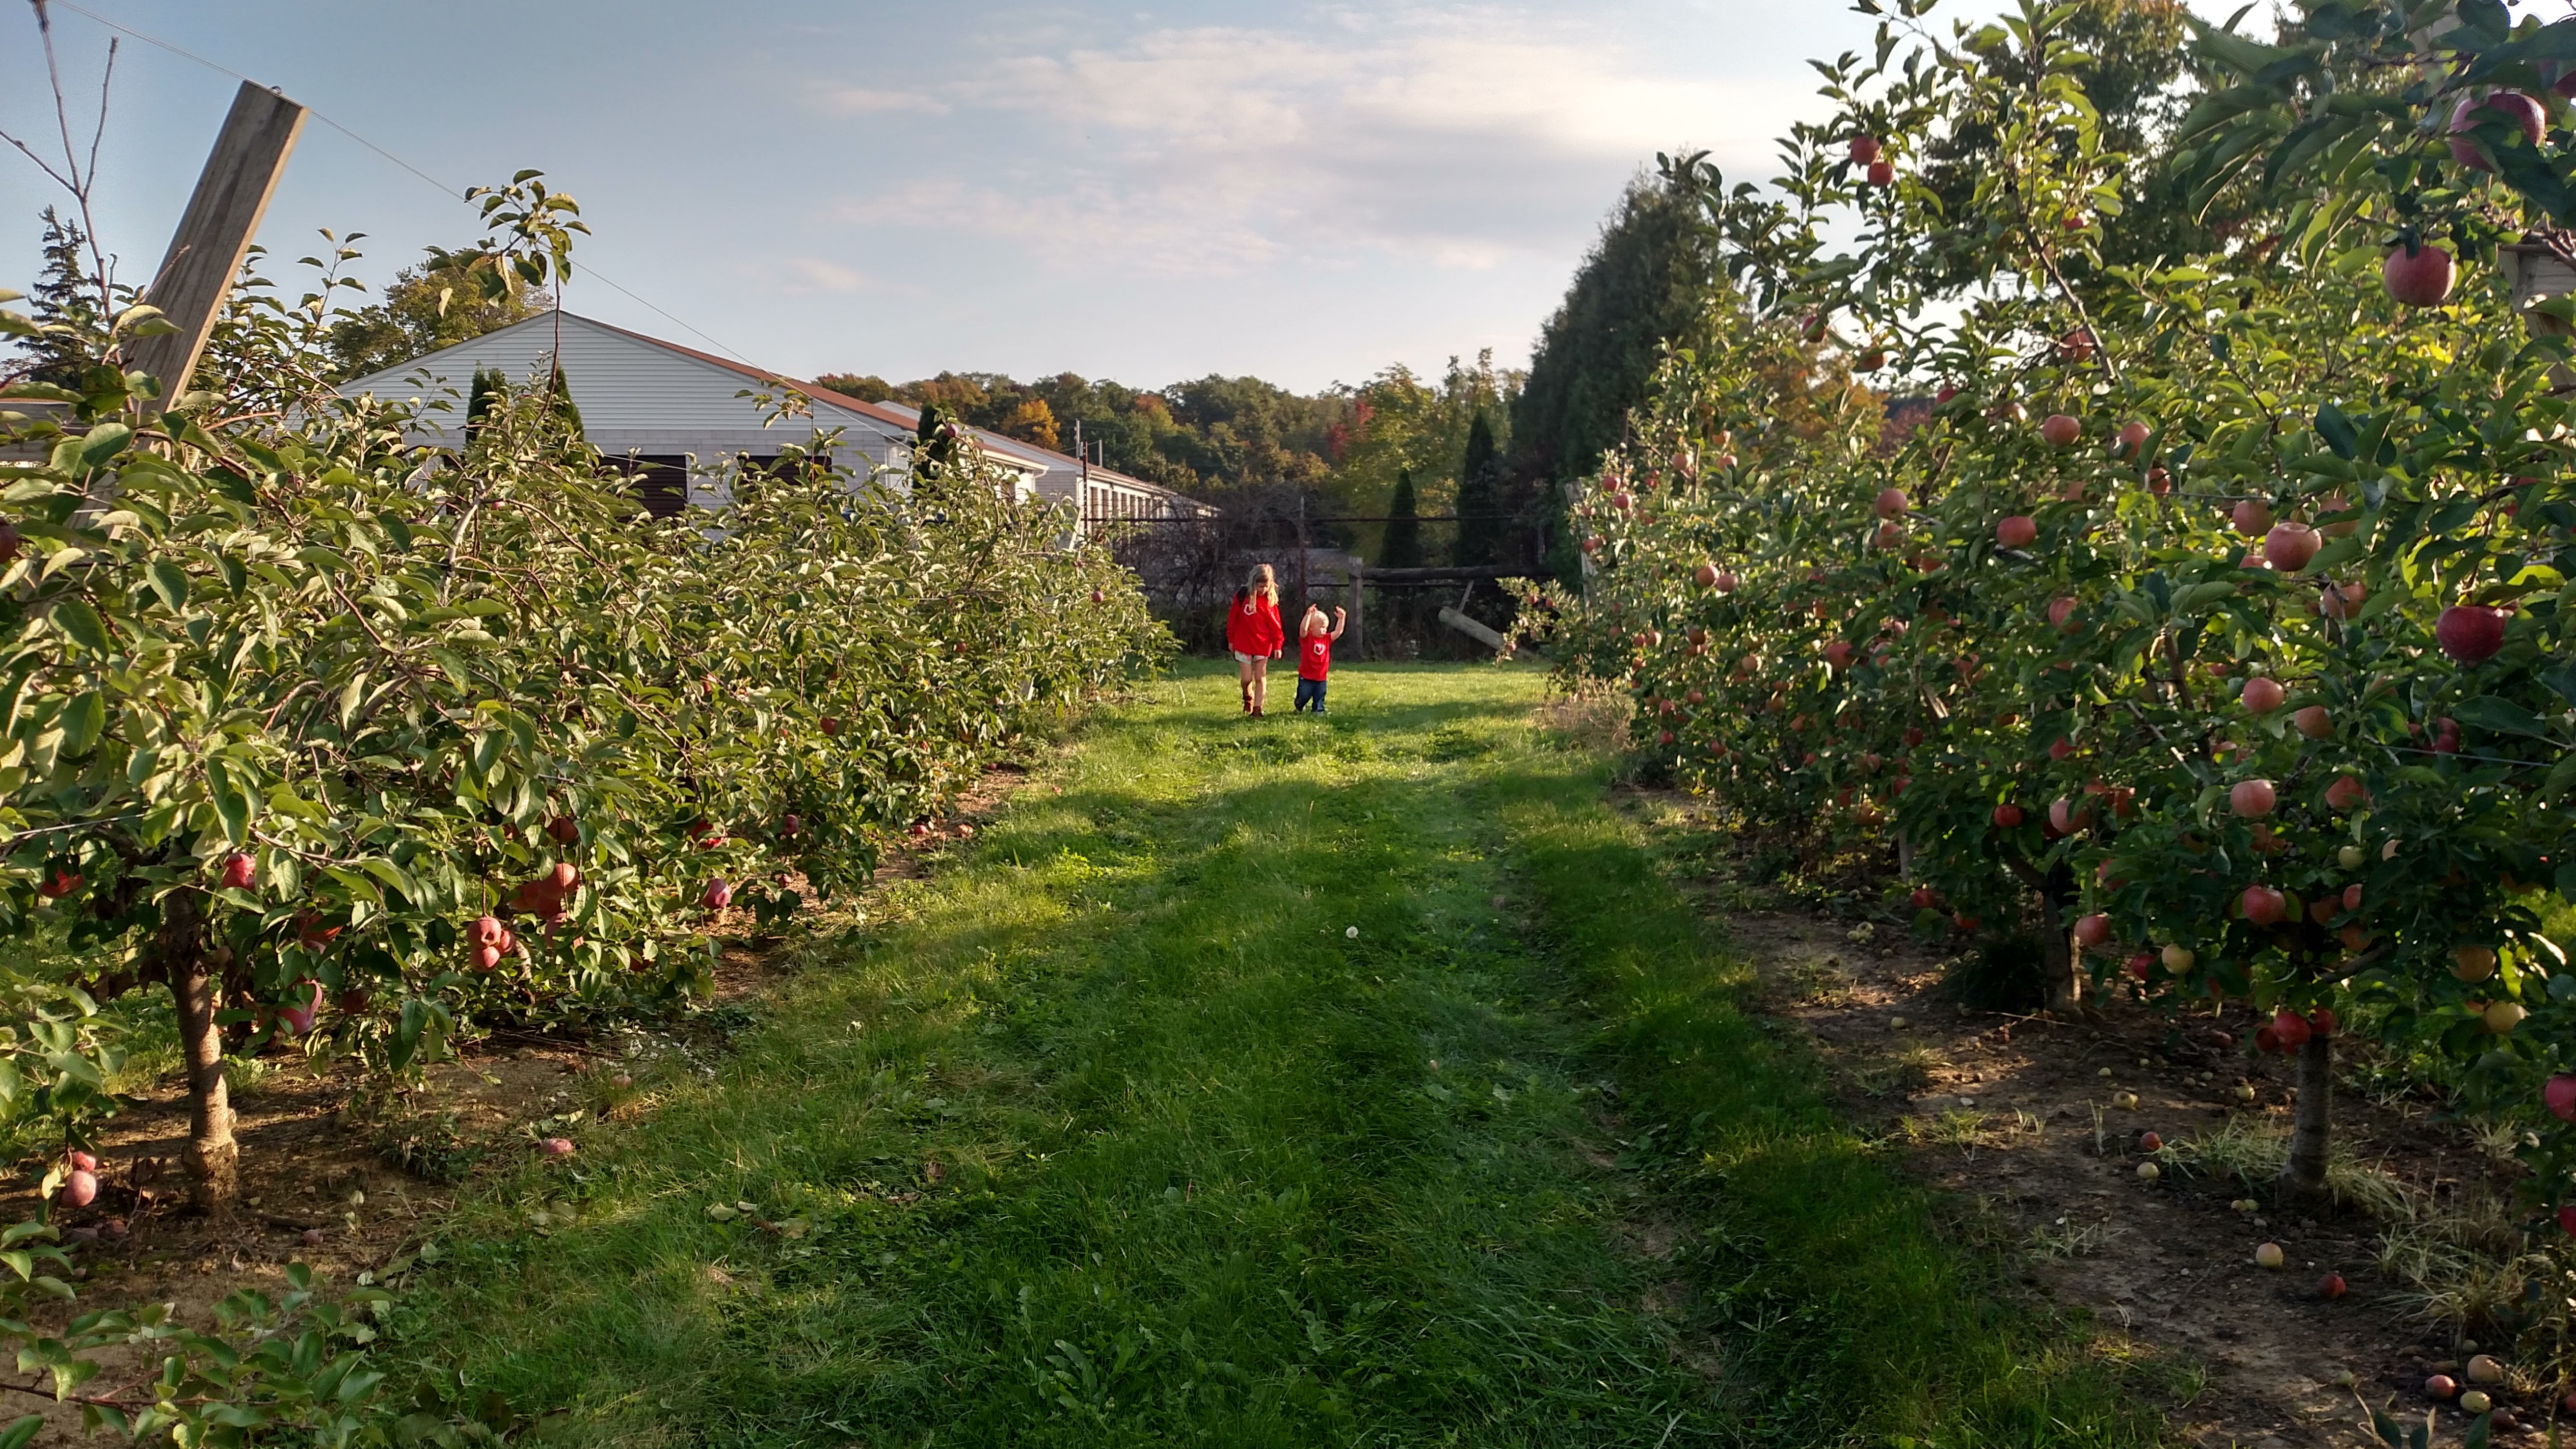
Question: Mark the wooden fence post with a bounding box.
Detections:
[1348,561,1365,661]
[125,80,307,405]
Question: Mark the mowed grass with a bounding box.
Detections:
[398,663,2170,1448]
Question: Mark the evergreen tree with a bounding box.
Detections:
[1453,411,1503,567]
[20,207,102,387]
[546,364,584,439]
[1506,178,1716,579]
[1380,469,1422,570]
[464,368,504,444]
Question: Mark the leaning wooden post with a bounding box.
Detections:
[125,80,308,405]
[1348,559,1365,660]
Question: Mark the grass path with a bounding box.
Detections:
[403,664,2168,1448]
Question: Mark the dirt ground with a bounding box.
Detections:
[1612,786,2552,1449]
[0,768,1037,1440]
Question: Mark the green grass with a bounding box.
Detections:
[395,662,2170,1447]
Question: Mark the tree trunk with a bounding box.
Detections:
[2280,1033,2333,1205]
[2041,866,2083,1015]
[160,891,237,1215]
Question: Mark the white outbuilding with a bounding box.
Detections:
[341,312,1218,533]
[337,311,1040,514]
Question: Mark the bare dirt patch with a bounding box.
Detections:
[1613,787,2548,1449]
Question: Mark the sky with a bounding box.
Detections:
[1,0,2247,395]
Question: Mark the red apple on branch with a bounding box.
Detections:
[2230,499,2273,537]
[2239,885,2286,926]
[2229,779,2276,817]
[2039,414,2081,448]
[1996,515,2038,548]
[2449,89,2546,170]
[2293,705,2332,740]
[2548,1073,2576,1124]
[1992,804,2024,829]
[1849,135,1882,164]
[2239,677,2284,715]
[2437,604,2505,662]
[2262,523,2320,572]
[2383,242,2455,307]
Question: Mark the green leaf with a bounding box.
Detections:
[145,562,188,613]
[56,691,104,757]
[2452,697,2549,738]
[76,423,132,469]
[2541,754,2576,804]
[0,1414,40,1449]
[392,998,428,1072]
[49,599,108,655]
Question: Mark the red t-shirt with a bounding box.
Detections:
[1226,595,1283,656]
[1299,631,1332,680]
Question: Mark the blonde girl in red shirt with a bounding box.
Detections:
[1225,564,1284,716]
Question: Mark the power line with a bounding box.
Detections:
[43,0,777,374]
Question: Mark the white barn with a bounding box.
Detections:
[339,313,1215,535]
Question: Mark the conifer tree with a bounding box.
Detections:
[1453,411,1502,567]
[19,207,102,386]
[1380,468,1422,570]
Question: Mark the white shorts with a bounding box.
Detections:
[1234,651,1264,665]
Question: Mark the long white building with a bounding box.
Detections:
[339,312,1212,534]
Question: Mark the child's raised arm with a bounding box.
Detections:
[1329,607,1346,641]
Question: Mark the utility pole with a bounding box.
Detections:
[1072,417,1087,538]
[128,81,308,406]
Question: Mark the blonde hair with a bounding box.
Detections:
[1247,564,1278,604]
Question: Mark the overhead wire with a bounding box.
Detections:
[41,0,783,376]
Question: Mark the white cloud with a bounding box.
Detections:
[815,86,951,116]
[764,256,877,293]
[817,8,1816,278]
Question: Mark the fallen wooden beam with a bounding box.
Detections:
[1437,606,1542,660]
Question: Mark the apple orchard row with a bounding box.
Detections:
[1529,4,2576,1208]
[0,352,1167,1226]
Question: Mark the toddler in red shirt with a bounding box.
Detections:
[1293,604,1345,714]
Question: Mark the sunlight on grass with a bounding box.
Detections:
[397,663,2170,1448]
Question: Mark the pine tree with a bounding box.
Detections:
[464,367,504,444]
[21,207,102,386]
[1507,179,1715,579]
[1453,411,1502,567]
[1380,469,1422,570]
[546,365,584,439]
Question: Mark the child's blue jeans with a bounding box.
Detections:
[1293,677,1326,713]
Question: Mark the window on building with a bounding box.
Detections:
[601,455,691,518]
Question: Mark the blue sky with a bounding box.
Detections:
[2,1,2240,394]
